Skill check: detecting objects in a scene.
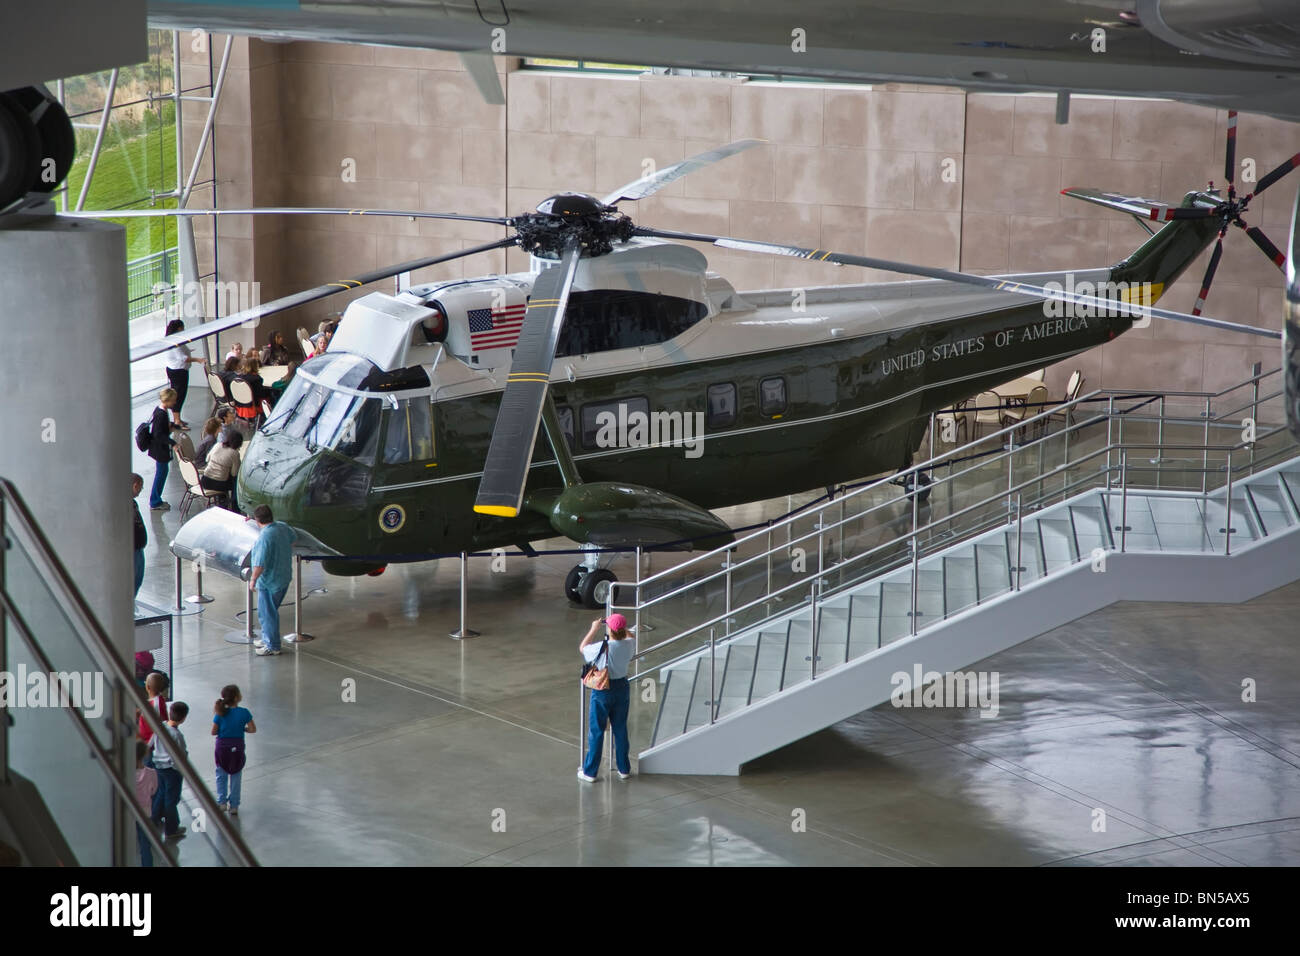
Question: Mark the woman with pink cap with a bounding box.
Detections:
[578,613,636,782]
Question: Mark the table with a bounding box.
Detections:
[259,364,289,385]
[992,375,1046,402]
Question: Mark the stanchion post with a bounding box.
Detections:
[285,554,315,644]
[245,580,254,644]
[449,551,479,639]
[173,554,183,613]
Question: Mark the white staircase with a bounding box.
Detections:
[614,371,1300,775]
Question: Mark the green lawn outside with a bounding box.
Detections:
[63,103,178,261]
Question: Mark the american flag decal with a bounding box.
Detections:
[466,303,527,351]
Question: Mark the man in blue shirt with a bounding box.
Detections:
[249,504,296,656]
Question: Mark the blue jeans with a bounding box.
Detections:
[216,765,242,808]
[149,458,169,508]
[257,583,288,651]
[151,766,183,834]
[133,549,145,598]
[583,678,631,777]
[136,822,153,867]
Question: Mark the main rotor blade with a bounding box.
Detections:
[128,236,517,363]
[601,139,764,206]
[1191,236,1224,316]
[1244,225,1287,270]
[1224,110,1238,198]
[67,206,512,225]
[1249,151,1300,198]
[473,238,583,518]
[635,226,1281,340]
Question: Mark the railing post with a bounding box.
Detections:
[286,555,314,644]
[723,549,733,640]
[910,469,920,636]
[1120,449,1129,553]
[764,522,773,612]
[633,546,642,640]
[1224,450,1234,557]
[810,578,821,680]
[709,626,716,725]
[1014,492,1024,591]
[449,551,479,640]
[1202,397,1212,494]
[1105,395,1115,489]
[1155,395,1166,490]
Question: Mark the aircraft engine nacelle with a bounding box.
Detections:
[426,277,532,369]
[531,482,734,551]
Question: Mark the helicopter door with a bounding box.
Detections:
[376,396,438,490]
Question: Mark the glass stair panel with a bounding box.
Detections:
[847,587,882,660]
[1037,516,1078,570]
[942,548,978,618]
[1147,495,1211,551]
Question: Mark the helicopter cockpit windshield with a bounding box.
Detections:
[261,353,428,465]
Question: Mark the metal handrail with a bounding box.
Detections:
[621,368,1294,679]
[0,478,258,867]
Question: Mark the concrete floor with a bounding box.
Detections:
[129,389,1300,867]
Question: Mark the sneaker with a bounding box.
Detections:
[150,502,171,512]
[576,770,596,783]
[216,801,227,812]
[618,772,631,780]
[228,807,238,816]
[165,827,187,841]
[254,645,280,656]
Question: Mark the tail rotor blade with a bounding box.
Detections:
[1191,236,1224,316]
[1245,225,1287,270]
[1224,110,1238,198]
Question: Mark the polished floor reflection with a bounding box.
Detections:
[130,393,1300,866]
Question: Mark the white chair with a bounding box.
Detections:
[1005,385,1051,440]
[300,338,314,360]
[1050,370,1086,427]
[174,431,197,463]
[972,390,1004,439]
[206,371,228,402]
[1027,368,1045,381]
[175,453,223,519]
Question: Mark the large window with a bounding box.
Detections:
[555,290,707,357]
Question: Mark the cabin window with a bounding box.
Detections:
[382,398,436,464]
[706,383,737,429]
[580,396,650,450]
[759,376,787,417]
[332,396,382,465]
[555,290,708,357]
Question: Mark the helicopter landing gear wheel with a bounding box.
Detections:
[579,568,617,610]
[564,565,585,604]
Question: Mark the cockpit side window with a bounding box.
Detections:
[333,397,381,465]
[382,398,436,464]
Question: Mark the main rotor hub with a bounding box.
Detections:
[513,193,636,259]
